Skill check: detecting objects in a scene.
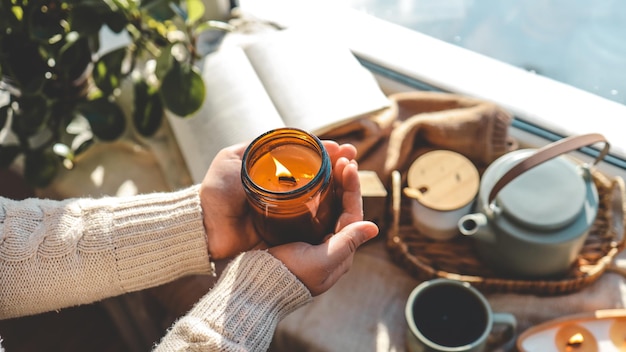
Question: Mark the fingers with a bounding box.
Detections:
[209,143,248,172]
[332,157,350,192]
[322,141,357,164]
[225,141,249,156]
[321,140,339,157]
[335,160,363,232]
[337,143,357,161]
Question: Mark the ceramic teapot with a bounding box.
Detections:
[458,133,610,278]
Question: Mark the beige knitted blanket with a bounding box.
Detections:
[321,91,514,185]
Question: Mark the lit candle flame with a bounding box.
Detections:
[567,333,584,348]
[272,156,297,185]
[556,324,596,352]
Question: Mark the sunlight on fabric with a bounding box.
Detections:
[375,322,394,350]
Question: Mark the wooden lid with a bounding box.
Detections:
[406,150,479,211]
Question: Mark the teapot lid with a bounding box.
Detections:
[496,156,586,231]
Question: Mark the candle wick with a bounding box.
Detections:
[278,175,297,185]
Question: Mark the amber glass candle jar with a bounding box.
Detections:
[241,128,339,245]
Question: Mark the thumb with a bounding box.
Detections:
[303,221,378,296]
[268,221,379,297]
[325,221,379,272]
[304,221,377,296]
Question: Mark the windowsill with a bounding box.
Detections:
[239,0,626,178]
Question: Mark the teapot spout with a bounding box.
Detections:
[458,213,494,242]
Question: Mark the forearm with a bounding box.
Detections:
[0,185,214,319]
[154,250,312,352]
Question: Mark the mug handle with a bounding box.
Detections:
[488,133,610,204]
[490,312,517,351]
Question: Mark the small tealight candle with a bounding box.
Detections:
[241,128,339,245]
[554,324,597,352]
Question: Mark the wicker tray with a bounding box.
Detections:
[386,166,626,295]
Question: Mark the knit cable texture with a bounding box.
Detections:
[154,250,312,352]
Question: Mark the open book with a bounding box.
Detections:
[167,26,390,183]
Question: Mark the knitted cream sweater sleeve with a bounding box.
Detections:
[154,250,312,352]
[0,185,214,319]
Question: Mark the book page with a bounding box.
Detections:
[167,46,285,184]
[242,27,390,135]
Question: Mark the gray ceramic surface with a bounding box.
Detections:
[458,149,599,278]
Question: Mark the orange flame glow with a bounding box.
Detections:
[272,156,296,184]
[567,333,584,348]
[272,156,291,177]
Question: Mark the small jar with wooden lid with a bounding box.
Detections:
[403,150,479,241]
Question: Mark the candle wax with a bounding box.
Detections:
[248,144,321,192]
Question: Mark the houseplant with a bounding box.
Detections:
[0,0,232,187]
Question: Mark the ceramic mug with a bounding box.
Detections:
[405,279,517,352]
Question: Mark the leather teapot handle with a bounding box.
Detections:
[488,133,610,204]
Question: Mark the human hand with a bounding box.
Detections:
[199,140,365,261]
[268,156,379,296]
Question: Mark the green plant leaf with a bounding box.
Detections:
[133,79,164,136]
[0,105,8,130]
[154,43,174,81]
[52,142,73,159]
[105,10,130,33]
[97,0,133,34]
[185,0,205,25]
[160,61,205,117]
[0,1,21,33]
[68,3,109,36]
[73,136,94,156]
[28,1,67,43]
[0,32,48,93]
[141,0,177,21]
[0,145,21,169]
[78,98,126,141]
[194,20,234,37]
[10,5,23,21]
[24,148,60,187]
[57,36,96,82]
[11,95,50,137]
[93,47,128,95]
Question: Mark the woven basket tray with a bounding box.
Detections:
[386,166,626,296]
